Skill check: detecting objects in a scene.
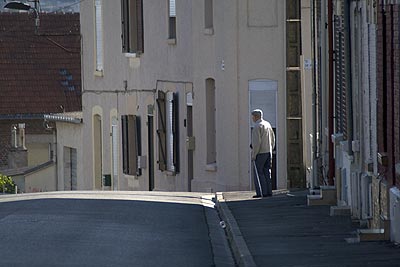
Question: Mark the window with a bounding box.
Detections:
[168,0,176,39]
[206,78,216,164]
[121,115,142,176]
[121,0,144,54]
[95,0,103,72]
[204,0,213,30]
[157,91,179,173]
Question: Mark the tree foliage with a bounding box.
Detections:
[0,174,16,194]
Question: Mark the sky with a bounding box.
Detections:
[1,0,80,13]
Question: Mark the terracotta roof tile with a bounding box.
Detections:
[0,13,81,115]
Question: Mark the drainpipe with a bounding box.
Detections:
[328,0,335,185]
[344,0,354,157]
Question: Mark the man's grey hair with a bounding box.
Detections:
[251,109,263,118]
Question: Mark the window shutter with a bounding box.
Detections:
[157,91,167,171]
[136,0,144,53]
[173,92,180,173]
[169,0,176,17]
[95,0,103,71]
[127,115,137,175]
[135,116,142,176]
[166,92,174,172]
[121,115,129,174]
[121,0,129,52]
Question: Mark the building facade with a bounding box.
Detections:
[309,0,400,244]
[78,0,297,192]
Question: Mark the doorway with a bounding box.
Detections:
[186,92,194,191]
[148,115,155,191]
[249,79,278,190]
[93,114,102,190]
[63,147,77,190]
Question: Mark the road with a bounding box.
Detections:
[0,191,234,267]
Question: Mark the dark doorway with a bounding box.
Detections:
[148,116,155,191]
[187,105,194,191]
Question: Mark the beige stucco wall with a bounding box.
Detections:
[24,164,56,193]
[80,0,287,192]
[26,134,52,167]
[56,122,84,190]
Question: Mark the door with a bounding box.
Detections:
[93,114,102,190]
[249,79,278,190]
[64,147,77,190]
[148,115,155,191]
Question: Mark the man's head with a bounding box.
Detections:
[251,109,263,123]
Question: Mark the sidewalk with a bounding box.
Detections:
[216,190,400,267]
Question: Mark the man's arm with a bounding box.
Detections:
[252,126,261,160]
[270,127,276,150]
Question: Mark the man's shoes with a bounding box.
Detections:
[263,194,272,197]
[252,195,262,198]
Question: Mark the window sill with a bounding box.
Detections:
[205,163,217,172]
[204,28,214,35]
[94,70,104,77]
[167,38,176,45]
[124,52,137,58]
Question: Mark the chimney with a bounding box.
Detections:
[18,123,26,149]
[8,123,28,169]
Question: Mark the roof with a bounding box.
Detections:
[1,160,54,177]
[0,12,81,115]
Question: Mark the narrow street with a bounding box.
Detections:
[0,192,234,267]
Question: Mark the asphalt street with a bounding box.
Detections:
[0,192,234,267]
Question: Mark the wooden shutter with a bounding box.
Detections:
[172,92,179,173]
[157,91,167,171]
[134,116,142,176]
[121,0,129,52]
[136,0,144,53]
[127,115,137,175]
[121,115,129,174]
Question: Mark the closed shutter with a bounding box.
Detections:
[121,0,129,52]
[121,115,129,174]
[127,115,137,175]
[166,92,174,172]
[334,9,347,138]
[134,116,142,176]
[136,0,144,53]
[121,0,143,53]
[95,0,103,71]
[157,91,167,171]
[169,0,176,17]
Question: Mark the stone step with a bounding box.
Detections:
[330,206,351,216]
[307,194,336,206]
[357,229,388,241]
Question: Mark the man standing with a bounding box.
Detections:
[251,109,275,198]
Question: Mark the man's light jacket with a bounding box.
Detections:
[251,119,276,160]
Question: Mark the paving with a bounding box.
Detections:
[0,191,234,267]
[218,190,400,267]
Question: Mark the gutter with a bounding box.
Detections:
[44,114,82,124]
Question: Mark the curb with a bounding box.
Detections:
[215,192,257,267]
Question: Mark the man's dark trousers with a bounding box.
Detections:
[253,152,272,196]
